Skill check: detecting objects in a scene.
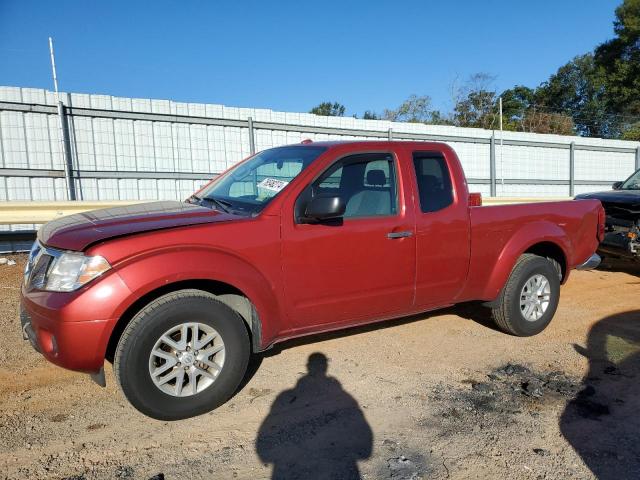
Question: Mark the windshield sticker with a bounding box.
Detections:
[258,178,289,192]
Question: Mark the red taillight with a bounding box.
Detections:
[597,206,606,242]
[469,192,483,207]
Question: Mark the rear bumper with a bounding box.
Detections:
[576,253,602,271]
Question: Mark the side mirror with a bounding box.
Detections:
[612,181,623,190]
[303,196,345,223]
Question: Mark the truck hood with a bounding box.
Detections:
[38,201,238,251]
[575,189,640,205]
[576,190,640,222]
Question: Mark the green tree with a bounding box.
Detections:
[426,110,453,126]
[383,95,434,122]
[594,0,640,124]
[454,90,497,129]
[310,102,346,117]
[497,85,575,135]
[382,95,452,125]
[621,122,640,141]
[530,0,640,138]
[452,73,498,129]
[520,110,575,135]
[499,85,536,128]
[362,110,379,120]
[536,54,612,137]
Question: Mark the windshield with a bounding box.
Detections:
[195,145,327,215]
[621,169,640,190]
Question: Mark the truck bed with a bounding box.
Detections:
[460,199,603,301]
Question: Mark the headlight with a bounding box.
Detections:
[24,242,111,292]
[43,252,110,292]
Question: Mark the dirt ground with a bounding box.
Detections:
[0,254,639,480]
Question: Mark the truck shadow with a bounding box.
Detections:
[597,256,640,278]
[254,352,373,480]
[261,303,499,359]
[446,301,501,332]
[559,310,640,479]
[236,303,497,394]
[238,304,497,398]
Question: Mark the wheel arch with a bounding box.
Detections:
[105,279,263,363]
[480,221,571,302]
[524,241,567,282]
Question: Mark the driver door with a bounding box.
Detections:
[281,151,416,331]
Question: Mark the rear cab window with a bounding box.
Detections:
[412,152,454,213]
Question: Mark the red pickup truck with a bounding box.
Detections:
[20,141,604,420]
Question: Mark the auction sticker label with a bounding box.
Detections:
[258,178,289,192]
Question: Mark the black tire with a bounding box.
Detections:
[114,289,250,420]
[491,254,561,337]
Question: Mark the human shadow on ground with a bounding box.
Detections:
[255,353,373,480]
[560,310,640,479]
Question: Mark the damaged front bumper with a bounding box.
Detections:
[21,307,106,386]
[599,218,640,260]
[19,300,111,387]
[20,306,41,353]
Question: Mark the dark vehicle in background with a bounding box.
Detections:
[576,168,640,261]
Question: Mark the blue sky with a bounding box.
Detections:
[0,0,621,116]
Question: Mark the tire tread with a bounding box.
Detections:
[492,254,556,336]
[113,289,223,388]
[113,289,249,420]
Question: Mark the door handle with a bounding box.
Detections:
[387,230,413,239]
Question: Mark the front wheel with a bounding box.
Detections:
[114,289,250,420]
[491,254,561,336]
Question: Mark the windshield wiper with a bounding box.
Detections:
[199,195,234,214]
[186,193,202,205]
[186,193,231,213]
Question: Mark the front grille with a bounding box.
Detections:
[29,254,53,289]
[24,241,54,290]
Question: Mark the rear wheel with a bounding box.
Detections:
[492,254,561,336]
[114,289,250,420]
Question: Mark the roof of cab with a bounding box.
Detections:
[290,140,448,148]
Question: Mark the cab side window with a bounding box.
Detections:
[311,153,398,219]
[413,152,454,213]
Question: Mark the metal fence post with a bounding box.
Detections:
[0,112,5,168]
[569,142,575,197]
[247,117,255,155]
[490,134,496,197]
[636,146,640,171]
[57,101,76,200]
[388,128,393,141]
[48,37,76,201]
